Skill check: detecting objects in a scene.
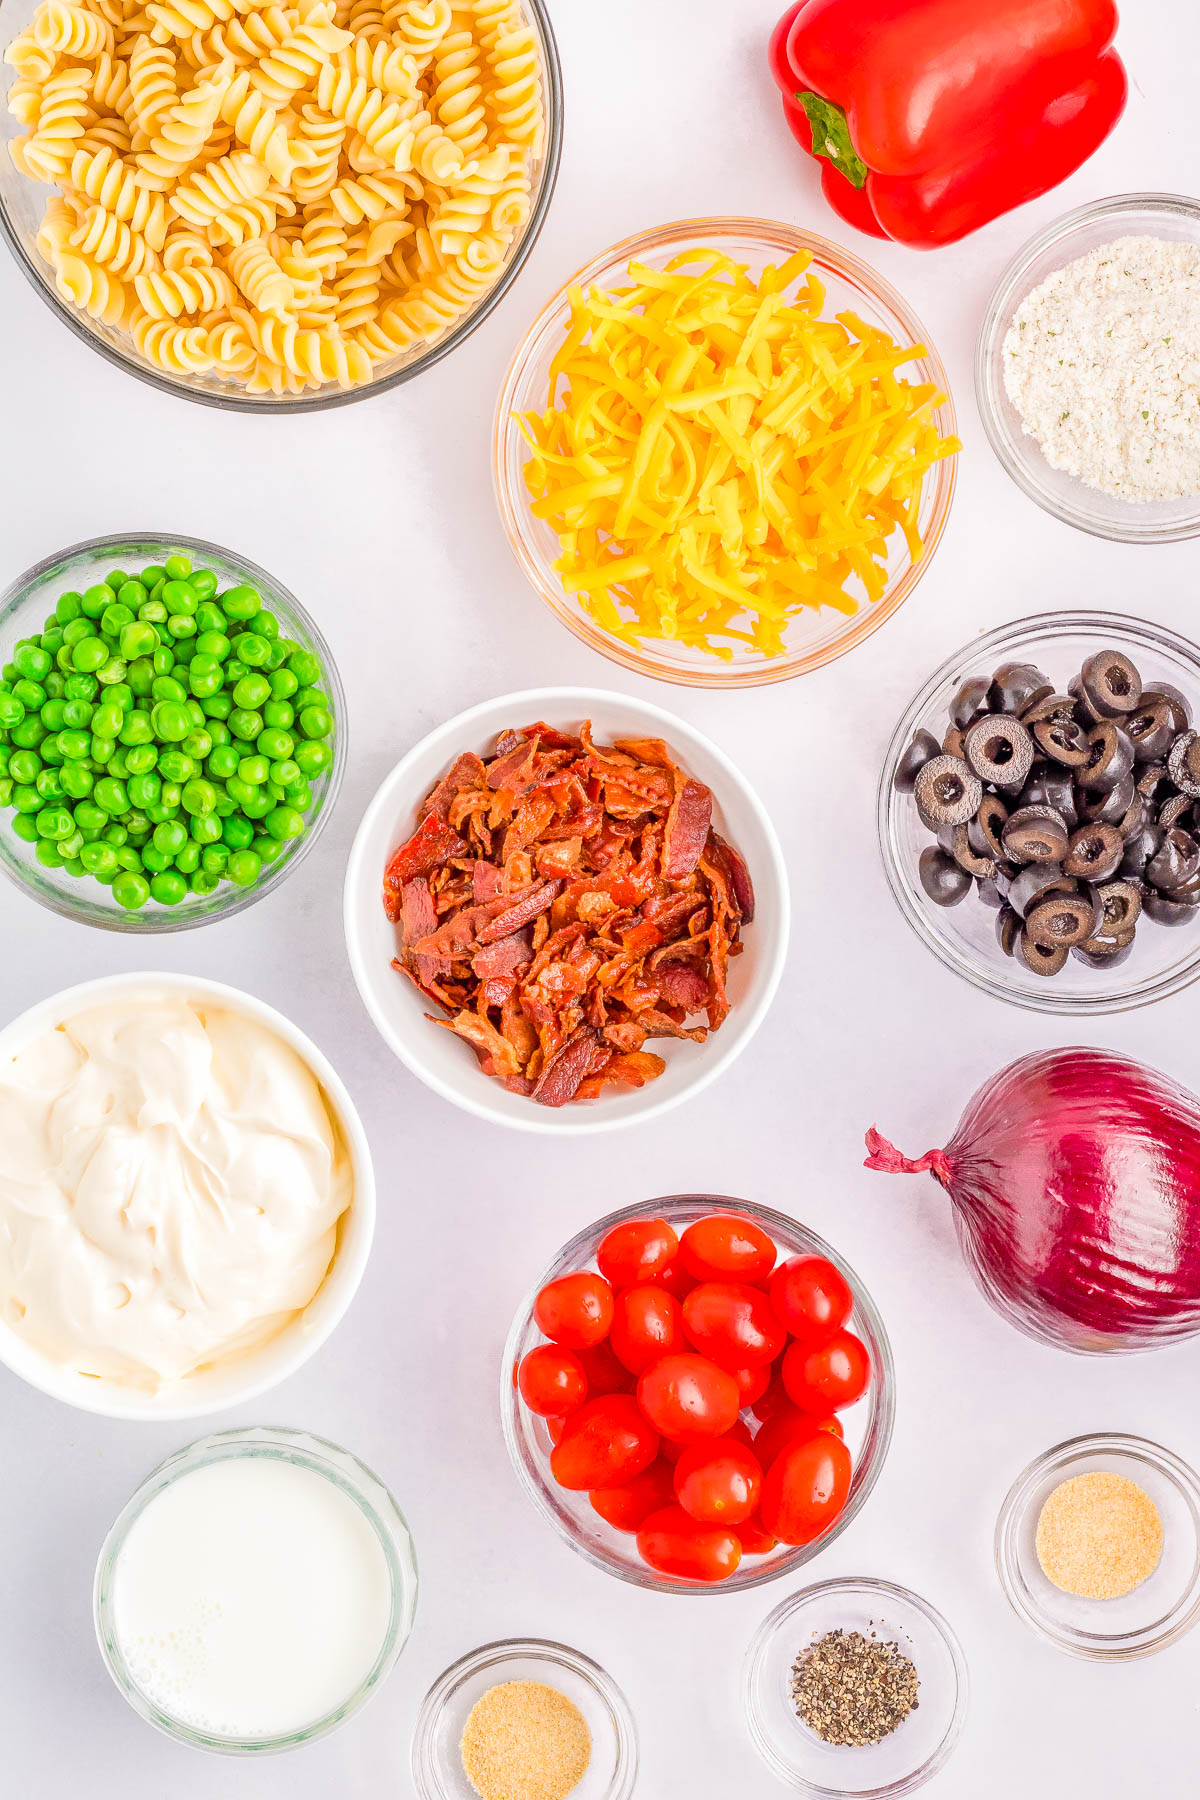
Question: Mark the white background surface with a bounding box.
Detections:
[1,1,1199,1794]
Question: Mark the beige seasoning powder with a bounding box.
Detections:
[460,1680,592,1800]
[1035,1471,1163,1600]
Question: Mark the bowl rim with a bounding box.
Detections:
[499,1194,896,1593]
[877,608,1200,1015]
[410,1635,638,1800]
[0,530,346,932]
[0,969,375,1419]
[492,214,958,688]
[974,192,1200,544]
[994,1430,1200,1661]
[342,686,791,1135]
[0,0,563,413]
[742,1575,969,1796]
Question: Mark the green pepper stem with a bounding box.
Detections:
[797,92,868,191]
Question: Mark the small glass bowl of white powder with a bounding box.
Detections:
[977,193,1200,543]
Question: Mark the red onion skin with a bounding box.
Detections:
[866,1048,1200,1354]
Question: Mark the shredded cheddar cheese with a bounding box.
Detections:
[518,248,960,661]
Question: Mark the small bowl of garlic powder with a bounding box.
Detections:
[977,193,1200,543]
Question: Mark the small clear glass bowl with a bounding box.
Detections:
[411,1638,637,1800]
[743,1578,968,1797]
[0,1,561,412]
[995,1432,1200,1660]
[976,193,1200,542]
[0,532,345,931]
[493,217,958,688]
[878,609,1200,1013]
[94,1427,418,1754]
[501,1195,895,1593]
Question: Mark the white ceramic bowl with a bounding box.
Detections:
[0,972,375,1419]
[344,688,789,1134]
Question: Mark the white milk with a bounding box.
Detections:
[111,1456,392,1738]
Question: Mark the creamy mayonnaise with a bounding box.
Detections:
[0,993,353,1390]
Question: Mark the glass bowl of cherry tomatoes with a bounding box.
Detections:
[501,1195,895,1593]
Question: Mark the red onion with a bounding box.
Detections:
[865,1048,1200,1353]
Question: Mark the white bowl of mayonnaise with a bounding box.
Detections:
[0,972,374,1419]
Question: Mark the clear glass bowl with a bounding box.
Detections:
[411,1638,637,1800]
[0,1,562,413]
[976,194,1200,542]
[878,610,1200,1013]
[493,217,958,688]
[0,532,345,931]
[94,1427,418,1753]
[743,1578,968,1797]
[501,1195,895,1594]
[995,1433,1200,1660]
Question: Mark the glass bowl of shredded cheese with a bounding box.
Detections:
[976,193,1200,543]
[494,217,960,688]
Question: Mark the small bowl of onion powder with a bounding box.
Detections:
[995,1432,1200,1658]
[976,193,1200,543]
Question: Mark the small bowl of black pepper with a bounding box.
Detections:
[742,1577,967,1796]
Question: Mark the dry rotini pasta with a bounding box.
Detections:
[4,0,547,393]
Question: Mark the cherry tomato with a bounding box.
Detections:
[657,1259,696,1302]
[636,1505,742,1583]
[546,1415,567,1444]
[730,1362,772,1409]
[735,1513,778,1556]
[549,1395,660,1491]
[609,1283,686,1375]
[637,1353,741,1444]
[769,1255,853,1343]
[752,1405,822,1473]
[534,1271,614,1349]
[682,1280,785,1369]
[588,1458,676,1532]
[750,1365,791,1422]
[673,1437,763,1526]
[760,1432,852,1546]
[517,1345,588,1418]
[782,1329,871,1413]
[576,1338,635,1397]
[597,1217,679,1289]
[680,1213,777,1283]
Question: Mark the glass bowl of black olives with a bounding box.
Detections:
[878,612,1200,1013]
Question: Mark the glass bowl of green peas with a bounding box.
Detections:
[0,533,344,931]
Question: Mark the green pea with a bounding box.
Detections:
[12,782,40,813]
[0,694,24,729]
[162,578,198,615]
[265,804,305,841]
[128,773,161,810]
[64,674,97,703]
[265,640,288,671]
[207,744,239,780]
[150,675,185,704]
[35,770,64,802]
[223,584,261,620]
[71,636,108,673]
[227,848,261,886]
[0,778,12,807]
[212,790,235,818]
[62,620,90,650]
[43,669,66,695]
[269,758,301,788]
[148,868,186,905]
[298,705,333,740]
[221,813,254,850]
[195,602,227,633]
[108,749,130,780]
[80,841,118,877]
[203,692,233,720]
[237,754,270,786]
[234,633,269,669]
[103,570,128,591]
[59,761,93,799]
[160,781,181,809]
[100,603,134,639]
[40,635,65,664]
[93,777,128,815]
[13,678,46,711]
[101,821,128,847]
[89,735,115,765]
[151,701,191,742]
[152,817,188,858]
[127,657,154,697]
[229,709,262,742]
[268,668,299,701]
[285,779,314,812]
[240,790,273,820]
[118,711,153,747]
[140,842,169,872]
[120,620,158,660]
[201,844,230,874]
[205,720,230,747]
[189,568,217,600]
[261,702,293,732]
[11,813,39,842]
[35,805,73,840]
[61,855,85,875]
[74,800,105,831]
[150,648,174,678]
[225,775,256,808]
[225,659,248,684]
[181,729,211,761]
[287,647,322,686]
[13,642,51,681]
[175,839,201,874]
[256,611,279,642]
[158,750,193,783]
[35,838,64,869]
[81,585,110,618]
[189,868,220,896]
[181,777,217,817]
[139,598,168,625]
[124,744,157,775]
[58,828,85,858]
[61,699,94,731]
[164,553,192,581]
[93,703,123,739]
[113,869,150,910]
[195,631,230,661]
[11,718,46,751]
[190,812,223,844]
[8,748,41,784]
[259,836,288,867]
[140,563,167,587]
[57,728,90,760]
[115,847,141,872]
[256,727,294,762]
[55,592,83,623]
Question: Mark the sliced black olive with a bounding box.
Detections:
[1072,938,1134,971]
[977,876,1005,909]
[1021,691,1077,724]
[914,755,983,830]
[961,714,1034,789]
[996,905,1021,957]
[1163,869,1200,904]
[949,675,992,730]
[942,725,966,760]
[1078,772,1135,826]
[1032,716,1090,767]
[1063,823,1123,882]
[1024,890,1096,949]
[1001,804,1069,864]
[1143,683,1192,734]
[1125,697,1175,763]
[1158,792,1195,832]
[1094,879,1143,936]
[987,663,1051,715]
[1144,890,1200,926]
[949,823,995,879]
[1167,730,1200,798]
[1120,821,1164,878]
[1078,722,1135,792]
[968,794,1009,861]
[1068,672,1102,728]
[918,845,972,907]
[1007,862,1066,918]
[1116,791,1149,841]
[893,728,943,794]
[1016,929,1069,977]
[1137,762,1168,800]
[1146,827,1200,892]
[1081,649,1142,718]
[1017,766,1079,831]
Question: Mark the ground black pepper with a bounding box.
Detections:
[790,1627,919,1747]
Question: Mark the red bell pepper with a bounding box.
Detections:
[768,0,1127,247]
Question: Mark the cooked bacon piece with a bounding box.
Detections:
[383,722,753,1105]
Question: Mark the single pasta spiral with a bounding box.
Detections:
[134,260,237,315]
[227,237,294,315]
[170,147,270,226]
[71,202,160,277]
[33,2,114,60]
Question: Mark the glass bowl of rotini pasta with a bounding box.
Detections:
[0,0,562,408]
[494,217,960,688]
[0,531,346,929]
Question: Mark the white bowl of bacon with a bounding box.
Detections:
[343,688,789,1134]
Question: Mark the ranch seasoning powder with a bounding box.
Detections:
[1003,235,1200,503]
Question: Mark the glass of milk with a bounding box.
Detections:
[93,1426,418,1754]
